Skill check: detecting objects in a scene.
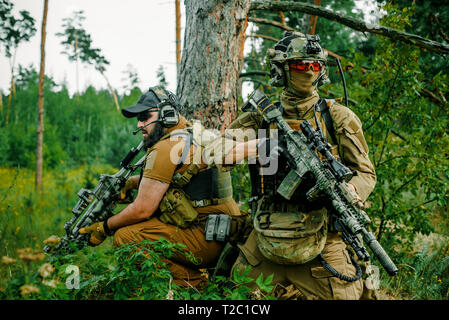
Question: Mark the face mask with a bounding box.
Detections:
[289,69,320,98]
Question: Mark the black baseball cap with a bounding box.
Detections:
[121,90,161,118]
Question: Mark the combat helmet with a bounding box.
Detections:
[267,31,329,92]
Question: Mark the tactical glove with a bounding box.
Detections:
[79,221,113,246]
[119,178,136,203]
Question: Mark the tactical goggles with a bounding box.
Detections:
[289,60,323,73]
[137,108,158,121]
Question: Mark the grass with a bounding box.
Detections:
[0,165,114,292]
[0,166,272,300]
[1,166,449,300]
[380,235,449,300]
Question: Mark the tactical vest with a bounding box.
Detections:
[251,99,339,265]
[145,126,233,228]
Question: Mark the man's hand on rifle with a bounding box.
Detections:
[79,220,113,246]
[119,176,139,203]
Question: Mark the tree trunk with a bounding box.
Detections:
[308,0,321,35]
[175,0,182,78]
[6,50,17,126]
[177,0,250,131]
[99,68,120,112]
[36,0,49,192]
[6,74,14,125]
[75,35,79,96]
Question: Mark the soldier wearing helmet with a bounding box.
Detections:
[267,31,329,95]
[79,86,243,288]
[207,31,377,299]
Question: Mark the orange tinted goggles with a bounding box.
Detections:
[289,60,323,73]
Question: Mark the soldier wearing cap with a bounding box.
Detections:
[79,86,243,287]
[207,31,377,299]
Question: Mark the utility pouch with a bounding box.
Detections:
[205,214,231,242]
[159,187,198,228]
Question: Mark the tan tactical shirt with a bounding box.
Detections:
[143,116,241,215]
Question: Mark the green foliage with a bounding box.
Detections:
[0,65,142,168]
[56,10,109,71]
[255,273,275,295]
[344,3,449,254]
[231,163,252,212]
[121,64,141,95]
[1,0,449,301]
[0,234,275,300]
[382,239,449,299]
[70,239,189,300]
[156,65,169,89]
[0,0,36,58]
[0,166,275,300]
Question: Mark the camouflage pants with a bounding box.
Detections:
[231,230,364,300]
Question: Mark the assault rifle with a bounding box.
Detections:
[245,90,398,276]
[44,141,146,255]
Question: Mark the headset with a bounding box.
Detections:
[157,88,181,128]
[133,88,182,135]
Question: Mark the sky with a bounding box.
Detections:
[0,0,185,96]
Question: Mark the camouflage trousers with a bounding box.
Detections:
[231,230,366,300]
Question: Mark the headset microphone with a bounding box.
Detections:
[132,119,161,135]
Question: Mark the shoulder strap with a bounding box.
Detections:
[170,128,205,188]
[168,129,193,169]
[317,98,337,145]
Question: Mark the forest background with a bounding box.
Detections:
[0,0,449,300]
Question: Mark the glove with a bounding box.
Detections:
[119,178,136,204]
[79,221,111,246]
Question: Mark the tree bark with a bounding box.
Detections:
[177,0,250,131]
[250,0,449,55]
[36,0,48,192]
[99,67,120,112]
[6,50,17,125]
[248,16,293,31]
[308,0,321,35]
[248,33,278,42]
[175,0,182,78]
[6,74,14,125]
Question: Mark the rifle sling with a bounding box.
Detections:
[317,98,337,145]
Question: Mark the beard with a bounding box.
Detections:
[143,122,165,149]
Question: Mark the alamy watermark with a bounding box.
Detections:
[65,265,80,290]
[167,120,281,175]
